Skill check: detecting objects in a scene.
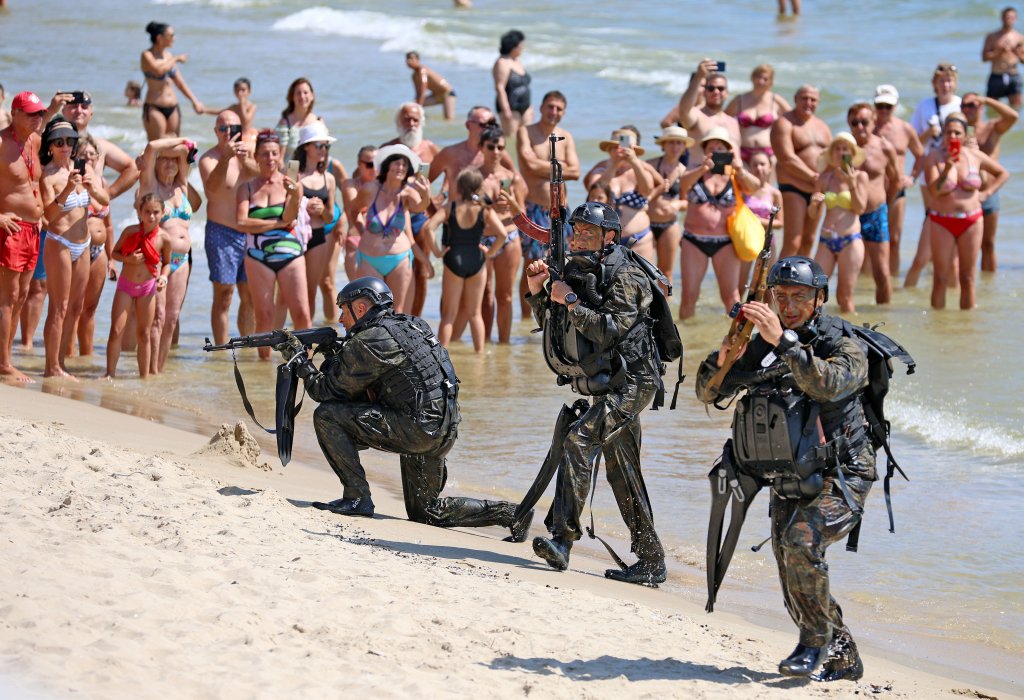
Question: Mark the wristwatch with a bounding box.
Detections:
[776,329,800,353]
[563,292,579,306]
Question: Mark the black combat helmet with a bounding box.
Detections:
[337,277,394,310]
[569,202,621,239]
[767,256,830,302]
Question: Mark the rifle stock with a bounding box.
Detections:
[699,207,779,403]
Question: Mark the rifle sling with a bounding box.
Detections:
[230,349,305,436]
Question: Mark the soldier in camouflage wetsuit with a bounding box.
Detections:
[277,277,533,541]
[695,256,871,681]
[517,201,666,586]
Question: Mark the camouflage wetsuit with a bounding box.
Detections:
[696,314,874,649]
[527,246,665,564]
[303,310,519,528]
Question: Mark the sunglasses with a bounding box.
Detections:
[849,118,871,127]
[359,160,375,169]
[471,119,497,127]
[962,101,980,109]
[312,143,331,150]
[705,85,727,92]
[484,143,505,151]
[935,63,958,74]
[874,103,894,110]
[50,138,77,147]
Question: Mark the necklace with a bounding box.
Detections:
[13,133,38,199]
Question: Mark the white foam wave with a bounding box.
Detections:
[889,398,1024,459]
[89,124,150,155]
[596,67,695,96]
[152,0,261,7]
[273,7,427,44]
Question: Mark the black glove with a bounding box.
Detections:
[274,331,307,362]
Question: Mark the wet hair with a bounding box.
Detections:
[376,154,412,184]
[281,77,315,120]
[357,144,378,160]
[480,124,505,145]
[255,128,281,152]
[619,124,641,144]
[541,90,567,107]
[234,77,251,92]
[39,118,77,166]
[499,29,525,57]
[145,22,170,45]
[125,81,142,99]
[846,102,875,119]
[406,51,420,60]
[456,167,483,201]
[751,64,774,82]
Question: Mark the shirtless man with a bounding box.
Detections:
[962,91,1018,271]
[872,85,924,276]
[428,106,515,201]
[0,93,47,383]
[771,85,832,257]
[199,110,258,345]
[982,7,1024,108]
[382,102,441,317]
[515,90,580,315]
[61,91,140,199]
[677,60,741,165]
[848,103,901,304]
[406,51,456,121]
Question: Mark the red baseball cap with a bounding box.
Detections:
[11,92,46,114]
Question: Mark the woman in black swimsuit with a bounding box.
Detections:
[295,122,338,324]
[423,168,506,352]
[647,125,694,282]
[492,29,532,138]
[140,22,204,140]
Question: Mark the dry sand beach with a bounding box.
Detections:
[0,384,1013,699]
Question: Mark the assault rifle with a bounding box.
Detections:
[546,133,568,281]
[203,326,342,466]
[698,207,778,405]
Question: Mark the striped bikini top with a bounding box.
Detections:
[61,190,90,211]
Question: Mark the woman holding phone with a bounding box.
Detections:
[923,113,1007,310]
[808,132,868,313]
[39,119,107,379]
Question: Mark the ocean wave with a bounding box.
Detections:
[89,124,150,155]
[151,0,264,7]
[596,67,695,96]
[889,398,1024,459]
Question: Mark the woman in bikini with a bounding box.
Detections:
[725,64,791,169]
[140,22,204,140]
[676,127,760,319]
[924,113,1007,310]
[350,144,432,314]
[475,125,525,344]
[275,78,322,162]
[424,168,506,352]
[809,132,868,314]
[235,130,309,360]
[583,127,661,265]
[139,136,201,374]
[646,126,693,281]
[105,193,172,379]
[74,135,115,358]
[739,151,784,292]
[39,119,108,379]
[294,123,338,323]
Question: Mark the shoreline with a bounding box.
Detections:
[0,383,1017,698]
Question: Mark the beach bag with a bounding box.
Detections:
[726,173,765,262]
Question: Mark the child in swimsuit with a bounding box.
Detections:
[809,132,868,313]
[104,193,171,379]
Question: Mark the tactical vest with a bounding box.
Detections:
[358,312,460,438]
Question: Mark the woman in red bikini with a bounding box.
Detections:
[924,113,1007,309]
[725,64,791,169]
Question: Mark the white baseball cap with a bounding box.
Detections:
[874,84,899,106]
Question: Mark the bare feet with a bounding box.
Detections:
[43,366,79,382]
[0,364,35,384]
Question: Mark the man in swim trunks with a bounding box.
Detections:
[60,91,140,200]
[515,90,580,316]
[677,60,742,165]
[872,85,924,277]
[961,91,1018,271]
[848,103,900,304]
[199,110,258,345]
[771,85,832,257]
[406,51,457,122]
[982,7,1024,108]
[382,102,441,317]
[0,92,47,383]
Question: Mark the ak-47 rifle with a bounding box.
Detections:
[699,207,779,405]
[546,133,567,282]
[204,326,341,466]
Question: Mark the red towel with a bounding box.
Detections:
[121,225,161,276]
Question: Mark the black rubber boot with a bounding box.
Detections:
[778,643,827,677]
[532,536,571,571]
[503,508,535,543]
[605,559,667,585]
[311,497,375,517]
[811,626,864,682]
